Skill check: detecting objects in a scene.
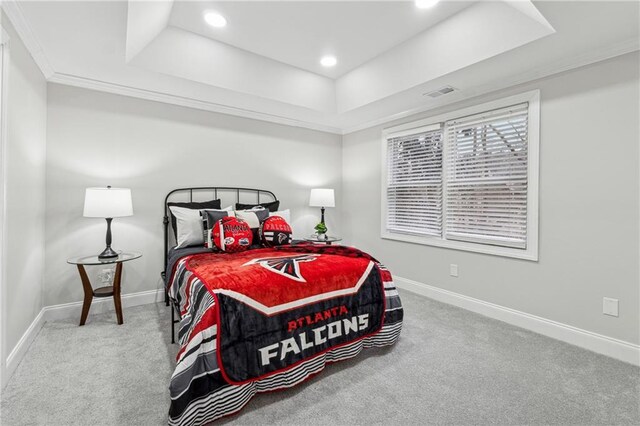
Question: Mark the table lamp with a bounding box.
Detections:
[309,188,335,239]
[83,186,133,259]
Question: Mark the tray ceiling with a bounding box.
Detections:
[4,1,639,134]
[168,1,473,79]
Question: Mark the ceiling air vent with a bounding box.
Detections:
[424,86,456,98]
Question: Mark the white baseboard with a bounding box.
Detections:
[4,308,46,387]
[395,276,640,366]
[2,288,166,388]
[42,288,165,322]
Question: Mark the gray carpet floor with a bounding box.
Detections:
[1,289,638,425]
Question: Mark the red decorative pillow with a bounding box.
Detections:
[259,216,292,247]
[212,217,253,252]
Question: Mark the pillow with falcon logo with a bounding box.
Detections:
[212,216,253,253]
[259,215,292,247]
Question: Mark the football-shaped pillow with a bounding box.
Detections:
[260,216,292,247]
[212,217,253,252]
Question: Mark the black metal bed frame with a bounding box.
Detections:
[162,187,277,344]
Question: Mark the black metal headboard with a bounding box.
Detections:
[162,186,277,271]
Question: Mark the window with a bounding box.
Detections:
[386,125,443,237]
[381,91,539,260]
[444,104,528,248]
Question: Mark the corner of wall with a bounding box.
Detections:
[0,7,48,388]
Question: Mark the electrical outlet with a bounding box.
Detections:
[603,298,619,317]
[450,264,458,277]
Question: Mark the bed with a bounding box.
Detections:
[163,187,403,426]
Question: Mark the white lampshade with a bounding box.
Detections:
[83,187,133,218]
[309,188,335,208]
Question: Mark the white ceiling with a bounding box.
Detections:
[168,1,473,78]
[4,1,639,134]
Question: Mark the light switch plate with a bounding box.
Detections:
[450,264,458,277]
[603,297,619,317]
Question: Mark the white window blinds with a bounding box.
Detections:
[444,103,529,248]
[386,127,443,237]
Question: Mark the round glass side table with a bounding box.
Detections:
[67,252,142,326]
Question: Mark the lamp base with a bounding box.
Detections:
[98,246,119,260]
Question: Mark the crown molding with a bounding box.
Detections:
[342,37,640,135]
[1,0,54,79]
[48,72,343,135]
[35,37,640,136]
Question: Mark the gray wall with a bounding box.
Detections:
[342,52,639,345]
[44,84,342,307]
[1,14,47,358]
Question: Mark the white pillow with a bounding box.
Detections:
[236,208,269,229]
[169,206,206,248]
[269,209,291,223]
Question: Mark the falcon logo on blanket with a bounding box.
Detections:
[243,254,318,282]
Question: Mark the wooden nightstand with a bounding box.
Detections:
[303,235,342,245]
[67,252,142,326]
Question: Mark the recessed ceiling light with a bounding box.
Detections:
[204,12,227,28]
[320,56,337,67]
[415,0,440,9]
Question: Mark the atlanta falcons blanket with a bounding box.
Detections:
[166,243,403,425]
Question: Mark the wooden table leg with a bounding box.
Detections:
[113,262,124,325]
[77,265,93,326]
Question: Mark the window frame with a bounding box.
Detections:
[381,90,540,261]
